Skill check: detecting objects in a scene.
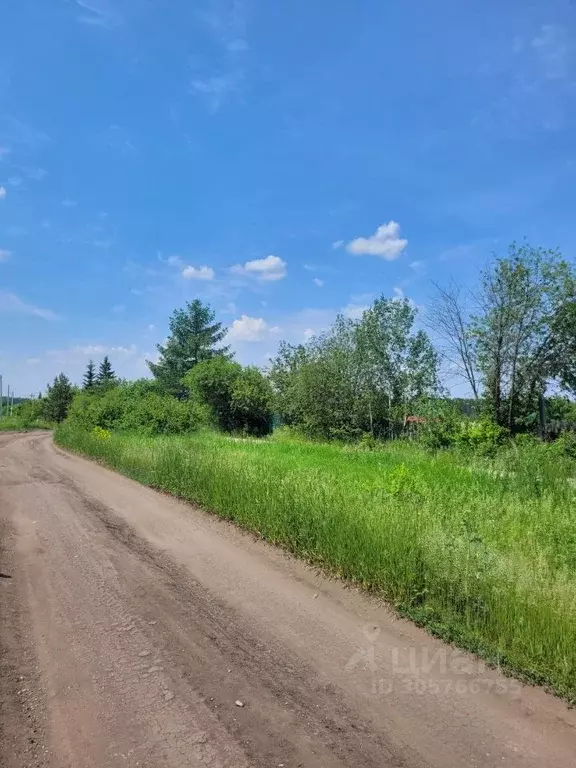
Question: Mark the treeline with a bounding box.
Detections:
[36,300,274,437]
[15,242,576,448]
[270,297,438,440]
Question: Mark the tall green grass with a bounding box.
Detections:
[55,424,576,701]
[0,416,52,431]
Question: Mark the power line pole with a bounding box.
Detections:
[6,385,10,418]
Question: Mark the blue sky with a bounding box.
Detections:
[1,0,575,396]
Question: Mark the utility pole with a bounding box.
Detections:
[0,375,3,419]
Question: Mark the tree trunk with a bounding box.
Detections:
[538,392,547,440]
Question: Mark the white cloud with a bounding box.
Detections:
[0,291,58,320]
[0,186,7,199]
[0,248,11,262]
[313,277,324,287]
[200,1,249,52]
[0,116,48,149]
[409,260,426,276]
[392,285,419,310]
[181,265,215,281]
[190,73,244,113]
[49,344,137,359]
[227,307,338,368]
[332,239,344,249]
[227,315,271,342]
[303,328,315,340]
[75,0,120,28]
[12,343,149,395]
[193,2,249,112]
[343,302,368,320]
[61,198,77,208]
[22,166,47,181]
[148,324,155,331]
[231,254,287,282]
[531,24,570,81]
[343,292,376,320]
[346,220,407,260]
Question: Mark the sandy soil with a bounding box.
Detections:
[1,431,575,767]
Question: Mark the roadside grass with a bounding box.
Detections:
[55,424,576,702]
[0,416,53,431]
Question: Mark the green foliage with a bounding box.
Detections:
[549,432,576,460]
[185,357,273,436]
[15,397,47,427]
[0,396,53,431]
[66,380,206,435]
[230,365,274,436]
[454,419,507,455]
[83,360,96,390]
[55,426,576,701]
[411,399,462,450]
[553,298,576,396]
[148,299,231,397]
[546,395,576,422]
[472,243,576,431]
[96,356,116,390]
[92,425,111,440]
[413,399,507,455]
[267,341,309,426]
[269,296,439,440]
[43,373,75,423]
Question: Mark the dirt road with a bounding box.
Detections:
[1,432,575,768]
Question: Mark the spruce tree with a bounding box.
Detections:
[83,360,96,390]
[97,356,116,389]
[148,299,231,396]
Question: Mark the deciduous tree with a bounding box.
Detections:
[472,243,576,430]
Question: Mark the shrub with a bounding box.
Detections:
[16,398,47,427]
[453,419,508,456]
[66,381,206,435]
[412,398,462,450]
[549,431,576,460]
[230,366,274,436]
[92,426,111,440]
[413,399,508,455]
[184,358,273,436]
